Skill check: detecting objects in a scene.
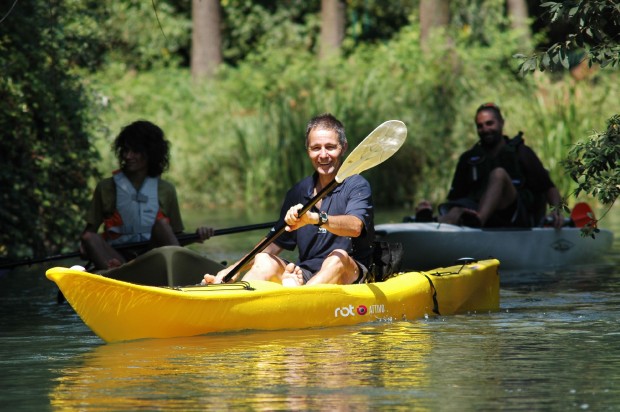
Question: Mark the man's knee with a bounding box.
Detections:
[319,249,359,284]
[252,253,284,272]
[247,253,284,281]
[253,252,274,265]
[323,249,349,269]
[489,167,511,181]
[327,248,349,259]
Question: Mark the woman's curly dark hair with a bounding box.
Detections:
[113,120,170,177]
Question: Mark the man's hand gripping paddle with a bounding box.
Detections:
[222,120,408,283]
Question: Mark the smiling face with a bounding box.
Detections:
[475,109,504,148]
[306,127,347,182]
[120,147,149,175]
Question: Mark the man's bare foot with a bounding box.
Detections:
[459,209,482,228]
[201,273,218,285]
[281,263,304,287]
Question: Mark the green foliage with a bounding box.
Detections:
[91,1,618,215]
[451,0,512,46]
[219,0,417,65]
[517,0,620,233]
[220,0,319,64]
[101,1,191,70]
[344,0,416,48]
[0,0,102,258]
[4,0,619,262]
[562,114,620,208]
[517,1,620,73]
[522,76,619,200]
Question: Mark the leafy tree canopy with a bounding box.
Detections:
[518,1,620,73]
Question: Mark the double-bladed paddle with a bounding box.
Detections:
[542,202,597,229]
[222,120,408,283]
[0,221,276,270]
[570,201,603,238]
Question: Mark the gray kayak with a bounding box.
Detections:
[375,222,614,272]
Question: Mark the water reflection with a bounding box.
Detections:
[2,207,618,410]
[49,324,432,411]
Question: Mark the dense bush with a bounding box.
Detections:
[0,0,102,258]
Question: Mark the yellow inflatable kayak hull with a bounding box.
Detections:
[46,259,499,343]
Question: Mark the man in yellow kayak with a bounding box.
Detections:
[80,120,214,269]
[203,113,374,286]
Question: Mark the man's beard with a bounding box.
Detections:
[479,131,502,148]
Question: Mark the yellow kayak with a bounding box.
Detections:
[46,250,499,343]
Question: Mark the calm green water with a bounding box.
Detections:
[1,208,619,411]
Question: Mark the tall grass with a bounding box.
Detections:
[89,24,619,213]
[524,75,619,202]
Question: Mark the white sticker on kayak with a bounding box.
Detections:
[334,304,385,317]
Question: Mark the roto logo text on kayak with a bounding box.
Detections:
[334,304,385,317]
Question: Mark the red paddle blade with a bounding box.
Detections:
[571,202,597,228]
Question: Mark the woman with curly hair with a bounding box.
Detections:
[80,120,213,269]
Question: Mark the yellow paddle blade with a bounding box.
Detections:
[336,120,407,183]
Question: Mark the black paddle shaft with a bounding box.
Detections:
[1,221,276,270]
[223,179,340,282]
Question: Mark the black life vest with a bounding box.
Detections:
[463,132,529,202]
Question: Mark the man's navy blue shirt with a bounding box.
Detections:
[274,173,374,273]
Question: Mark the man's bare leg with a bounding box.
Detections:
[438,168,518,227]
[240,253,287,282]
[306,249,359,285]
[477,167,518,225]
[202,252,286,284]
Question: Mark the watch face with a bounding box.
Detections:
[320,211,328,224]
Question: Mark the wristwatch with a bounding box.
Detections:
[316,211,328,227]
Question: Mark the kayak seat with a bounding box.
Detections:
[101,246,226,287]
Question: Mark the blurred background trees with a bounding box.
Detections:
[1,0,618,258]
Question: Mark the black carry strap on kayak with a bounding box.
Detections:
[422,274,441,315]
